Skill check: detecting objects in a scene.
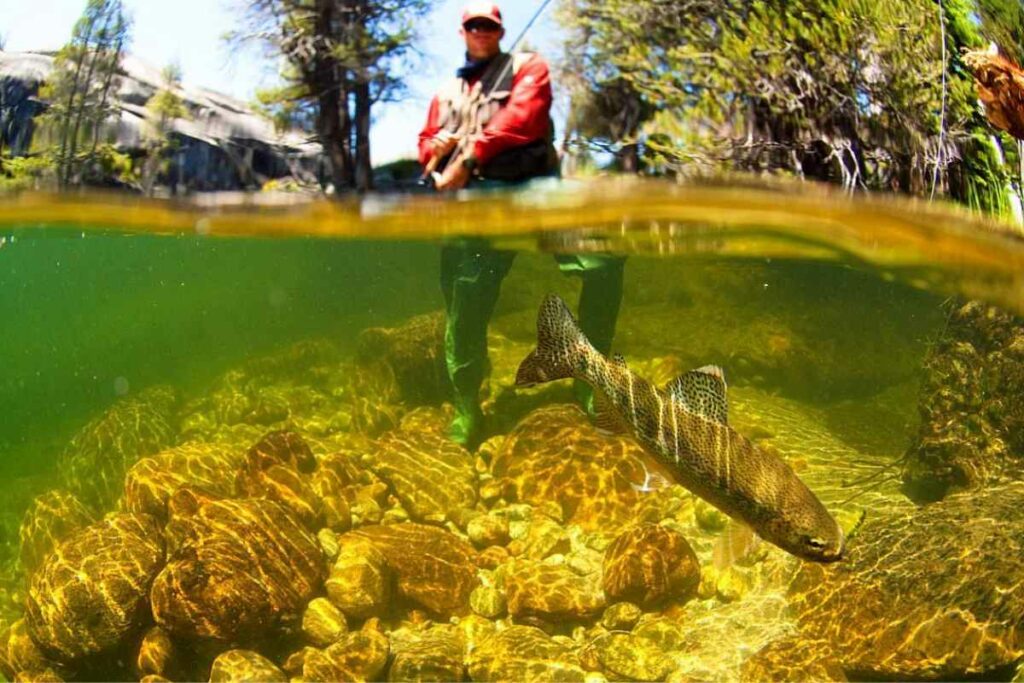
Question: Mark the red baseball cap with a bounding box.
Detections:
[462,1,502,27]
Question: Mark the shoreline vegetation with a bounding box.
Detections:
[0,0,1022,223]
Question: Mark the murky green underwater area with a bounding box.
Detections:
[1,181,1023,682]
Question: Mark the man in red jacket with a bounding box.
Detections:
[421,1,624,449]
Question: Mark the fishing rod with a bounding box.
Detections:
[420,0,556,188]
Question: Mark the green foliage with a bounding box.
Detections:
[141,64,188,194]
[93,143,136,185]
[0,154,54,192]
[146,65,188,123]
[977,0,1024,65]
[235,0,435,193]
[35,0,131,188]
[559,0,1020,217]
[253,84,314,135]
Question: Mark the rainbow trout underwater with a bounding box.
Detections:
[515,294,845,563]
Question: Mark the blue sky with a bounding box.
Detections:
[0,0,563,163]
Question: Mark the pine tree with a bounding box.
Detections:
[141,64,189,196]
[557,0,1019,216]
[235,0,432,194]
[37,0,131,188]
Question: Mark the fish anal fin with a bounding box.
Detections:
[712,520,759,570]
[665,365,729,425]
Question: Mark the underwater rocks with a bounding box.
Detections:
[490,405,672,532]
[325,538,392,620]
[302,628,390,682]
[151,498,324,643]
[786,482,1024,680]
[57,386,179,511]
[466,513,511,548]
[17,490,95,576]
[387,626,466,682]
[356,311,450,406]
[123,442,243,521]
[26,513,165,663]
[347,524,479,618]
[902,300,1024,501]
[236,431,323,528]
[0,619,60,681]
[135,626,176,680]
[601,602,643,631]
[302,597,349,648]
[467,625,586,682]
[369,410,477,524]
[469,585,507,619]
[602,524,700,609]
[742,636,847,682]
[507,515,571,560]
[505,560,606,622]
[209,649,287,682]
[582,632,676,682]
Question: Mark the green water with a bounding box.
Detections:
[0,233,438,478]
[0,183,1022,682]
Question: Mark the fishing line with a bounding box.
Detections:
[931,0,948,200]
[496,0,557,81]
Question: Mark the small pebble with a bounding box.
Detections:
[715,567,750,603]
[467,514,510,548]
[302,597,348,647]
[694,500,728,532]
[469,586,507,618]
[317,529,339,560]
[601,602,642,631]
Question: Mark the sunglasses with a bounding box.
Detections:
[463,20,501,33]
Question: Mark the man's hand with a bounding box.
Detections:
[435,159,471,191]
[429,134,459,161]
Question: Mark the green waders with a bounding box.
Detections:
[440,217,625,449]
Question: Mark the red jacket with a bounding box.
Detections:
[418,53,553,168]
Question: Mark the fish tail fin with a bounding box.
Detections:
[515,294,590,386]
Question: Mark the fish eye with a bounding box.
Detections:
[806,537,827,550]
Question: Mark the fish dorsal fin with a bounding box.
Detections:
[665,365,728,424]
[592,388,630,435]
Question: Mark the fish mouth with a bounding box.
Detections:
[821,534,846,563]
[819,548,844,563]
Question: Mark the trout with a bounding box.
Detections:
[515,294,844,563]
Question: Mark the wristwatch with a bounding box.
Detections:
[461,155,479,172]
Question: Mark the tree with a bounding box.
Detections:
[558,0,1020,218]
[235,0,432,194]
[36,0,130,188]
[977,0,1024,66]
[141,64,189,195]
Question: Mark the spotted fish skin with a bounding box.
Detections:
[516,294,844,563]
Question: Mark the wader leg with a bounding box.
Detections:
[555,253,627,414]
[441,241,516,449]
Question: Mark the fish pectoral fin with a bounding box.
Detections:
[711,519,759,570]
[592,388,630,435]
[665,365,729,425]
[628,458,670,494]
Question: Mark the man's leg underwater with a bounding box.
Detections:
[441,241,516,448]
[555,254,627,414]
